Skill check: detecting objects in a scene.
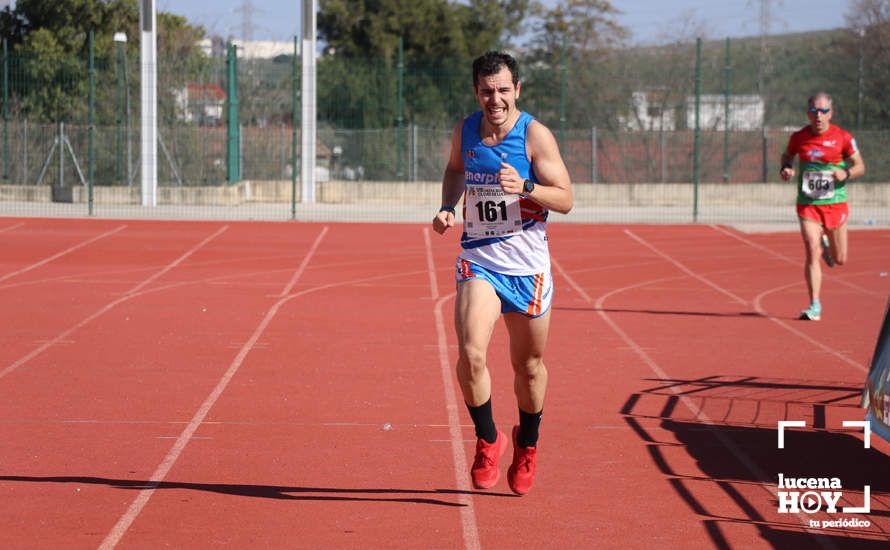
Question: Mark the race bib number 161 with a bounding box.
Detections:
[465,184,522,238]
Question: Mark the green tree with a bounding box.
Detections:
[528,0,625,54]
[844,0,890,128]
[521,0,627,129]
[0,0,208,123]
[156,12,211,124]
[316,0,531,133]
[318,0,528,59]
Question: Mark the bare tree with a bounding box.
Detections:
[845,0,890,127]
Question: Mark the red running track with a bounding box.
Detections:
[0,217,888,549]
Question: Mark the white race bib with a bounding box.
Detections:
[801,170,835,200]
[464,184,523,238]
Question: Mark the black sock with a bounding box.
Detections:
[517,408,543,448]
[466,399,497,444]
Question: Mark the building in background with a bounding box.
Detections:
[174,83,226,125]
[620,91,765,131]
[619,90,677,131]
[686,94,764,130]
[198,38,294,59]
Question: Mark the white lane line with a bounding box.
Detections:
[0,226,228,381]
[753,281,868,374]
[552,256,833,545]
[710,224,883,298]
[277,226,329,297]
[423,228,440,301]
[100,236,437,548]
[98,226,327,550]
[0,225,127,284]
[0,221,25,234]
[424,227,480,550]
[127,226,229,296]
[626,228,867,374]
[624,229,747,305]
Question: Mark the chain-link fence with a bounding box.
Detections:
[1,32,887,225]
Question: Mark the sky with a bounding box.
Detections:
[156,0,856,45]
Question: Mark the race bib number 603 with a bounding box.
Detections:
[465,184,522,238]
[801,170,836,200]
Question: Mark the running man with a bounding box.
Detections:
[432,51,572,495]
[780,92,865,321]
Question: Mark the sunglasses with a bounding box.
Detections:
[808,107,831,114]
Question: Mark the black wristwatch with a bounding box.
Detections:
[523,179,535,194]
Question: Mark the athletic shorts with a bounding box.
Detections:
[455,258,552,318]
[797,202,849,230]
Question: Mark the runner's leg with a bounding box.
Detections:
[456,278,508,488]
[799,218,824,304]
[504,310,550,416]
[455,278,501,407]
[825,222,848,266]
[504,310,550,494]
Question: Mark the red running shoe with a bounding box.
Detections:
[507,425,538,495]
[470,429,507,489]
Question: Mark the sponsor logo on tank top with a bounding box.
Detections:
[464,171,498,184]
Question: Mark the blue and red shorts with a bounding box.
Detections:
[455,258,552,318]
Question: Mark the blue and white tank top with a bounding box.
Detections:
[459,111,550,275]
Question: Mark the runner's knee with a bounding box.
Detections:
[458,345,488,376]
[805,248,820,264]
[802,239,820,260]
[512,356,545,379]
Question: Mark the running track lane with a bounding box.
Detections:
[0,220,888,548]
[544,224,890,548]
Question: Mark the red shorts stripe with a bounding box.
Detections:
[526,273,543,316]
[460,259,476,279]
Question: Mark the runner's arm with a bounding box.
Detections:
[837,151,865,182]
[433,122,465,234]
[780,149,796,182]
[522,121,573,214]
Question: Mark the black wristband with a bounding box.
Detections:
[844,167,852,181]
[439,205,455,214]
[781,163,792,171]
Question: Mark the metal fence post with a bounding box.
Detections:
[2,38,8,183]
[411,123,417,182]
[291,36,298,219]
[88,31,95,215]
[762,126,769,183]
[661,128,666,183]
[59,121,65,189]
[396,36,404,180]
[591,126,597,184]
[693,38,701,222]
[115,35,124,183]
[723,37,731,183]
[226,42,240,184]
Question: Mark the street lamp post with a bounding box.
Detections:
[114,32,132,186]
[857,27,865,130]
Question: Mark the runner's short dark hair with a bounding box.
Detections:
[472,51,519,88]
